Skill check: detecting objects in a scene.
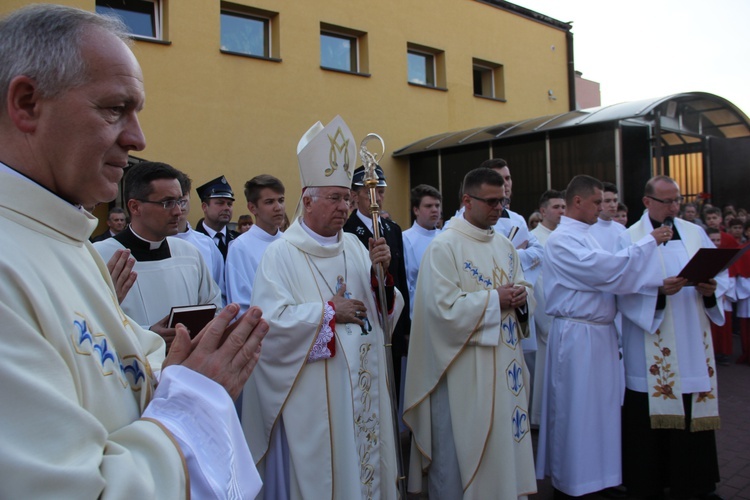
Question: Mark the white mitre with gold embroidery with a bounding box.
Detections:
[296,115,355,188]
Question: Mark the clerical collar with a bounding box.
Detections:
[114,226,171,261]
[356,209,380,233]
[300,218,339,246]
[650,217,681,241]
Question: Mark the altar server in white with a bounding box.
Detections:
[404,167,536,499]
[226,174,286,316]
[536,175,669,498]
[0,5,265,497]
[529,189,565,427]
[589,181,626,252]
[241,115,403,499]
[402,183,442,318]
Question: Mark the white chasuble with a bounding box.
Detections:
[242,219,402,500]
[403,216,536,499]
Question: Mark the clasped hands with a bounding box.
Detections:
[498,283,527,310]
[164,304,268,400]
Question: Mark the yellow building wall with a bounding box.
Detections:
[1,0,571,226]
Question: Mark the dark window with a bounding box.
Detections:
[96,0,159,38]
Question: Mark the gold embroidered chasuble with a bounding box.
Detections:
[242,219,402,499]
[0,172,188,498]
[403,216,537,498]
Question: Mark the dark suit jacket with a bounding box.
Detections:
[90,230,113,243]
[343,210,411,363]
[195,219,239,260]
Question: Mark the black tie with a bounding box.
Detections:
[216,232,227,259]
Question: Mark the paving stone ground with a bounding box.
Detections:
[409,335,750,499]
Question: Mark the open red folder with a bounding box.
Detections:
[678,246,750,286]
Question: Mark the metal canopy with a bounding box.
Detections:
[393,92,750,157]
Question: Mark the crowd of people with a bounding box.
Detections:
[2,4,748,499]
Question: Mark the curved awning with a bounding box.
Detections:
[393,92,750,156]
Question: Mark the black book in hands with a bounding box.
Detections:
[167,304,217,338]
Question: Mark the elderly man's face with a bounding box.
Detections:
[107,212,127,233]
[29,26,146,207]
[643,180,681,224]
[303,186,351,237]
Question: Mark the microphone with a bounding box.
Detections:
[661,217,674,245]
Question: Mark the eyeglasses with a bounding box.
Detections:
[314,194,351,206]
[646,195,683,206]
[467,194,508,208]
[138,198,188,210]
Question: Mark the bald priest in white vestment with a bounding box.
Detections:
[616,175,728,499]
[404,167,537,499]
[241,115,403,499]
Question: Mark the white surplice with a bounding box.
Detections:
[536,216,662,496]
[529,222,553,426]
[94,236,222,330]
[402,221,441,319]
[225,224,283,316]
[589,217,626,253]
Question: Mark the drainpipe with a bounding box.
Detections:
[566,29,576,111]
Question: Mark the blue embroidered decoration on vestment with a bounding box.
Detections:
[502,315,519,349]
[506,359,524,396]
[512,405,529,442]
[121,358,146,385]
[463,260,494,288]
[72,314,147,390]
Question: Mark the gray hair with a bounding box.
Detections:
[303,187,323,200]
[0,4,130,103]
